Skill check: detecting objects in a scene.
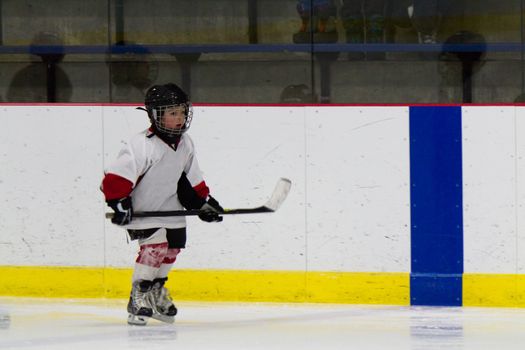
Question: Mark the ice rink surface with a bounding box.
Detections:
[1,297,525,350]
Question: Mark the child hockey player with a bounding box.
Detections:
[101,83,223,325]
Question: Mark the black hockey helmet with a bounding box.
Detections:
[144,83,193,137]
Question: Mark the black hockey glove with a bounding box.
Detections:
[107,197,133,225]
[199,196,224,223]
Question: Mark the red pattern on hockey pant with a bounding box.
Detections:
[136,242,169,268]
[162,248,181,264]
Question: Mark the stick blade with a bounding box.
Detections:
[264,178,292,212]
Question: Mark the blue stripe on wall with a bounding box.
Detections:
[409,106,463,306]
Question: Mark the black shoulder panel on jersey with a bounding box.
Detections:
[177,172,207,210]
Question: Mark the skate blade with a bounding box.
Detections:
[151,313,175,324]
[127,313,150,326]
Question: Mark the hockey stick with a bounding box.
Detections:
[105,178,291,219]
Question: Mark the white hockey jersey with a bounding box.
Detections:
[105,129,205,229]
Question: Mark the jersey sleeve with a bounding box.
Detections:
[101,173,133,200]
[177,172,207,209]
[178,135,211,207]
[102,133,151,199]
[183,136,209,194]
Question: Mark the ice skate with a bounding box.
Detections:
[149,278,177,324]
[127,280,153,326]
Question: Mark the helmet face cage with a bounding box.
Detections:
[149,103,193,136]
[144,83,193,137]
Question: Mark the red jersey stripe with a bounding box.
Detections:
[102,173,133,200]
[193,181,210,199]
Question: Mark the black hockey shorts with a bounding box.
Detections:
[126,227,187,248]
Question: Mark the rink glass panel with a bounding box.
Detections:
[0,0,523,103]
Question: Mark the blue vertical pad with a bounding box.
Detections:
[409,106,463,306]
